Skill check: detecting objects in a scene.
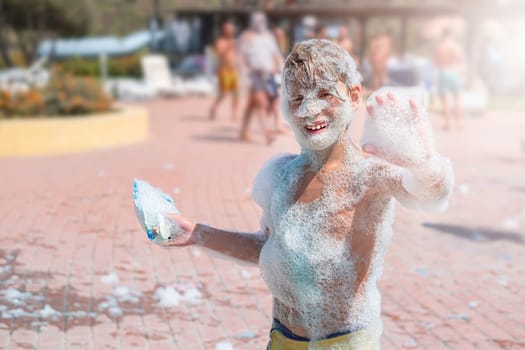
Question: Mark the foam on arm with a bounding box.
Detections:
[390,154,454,212]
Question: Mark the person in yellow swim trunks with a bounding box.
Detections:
[209,20,240,121]
[218,66,239,95]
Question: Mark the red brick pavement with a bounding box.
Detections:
[0,97,524,349]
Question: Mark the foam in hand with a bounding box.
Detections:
[133,179,184,245]
[361,88,435,166]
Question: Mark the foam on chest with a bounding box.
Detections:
[261,161,369,301]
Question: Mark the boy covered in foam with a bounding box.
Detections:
[154,39,454,349]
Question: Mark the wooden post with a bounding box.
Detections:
[400,15,407,58]
[99,53,108,83]
[465,14,480,88]
[358,16,368,62]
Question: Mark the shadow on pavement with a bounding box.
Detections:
[510,186,525,193]
[422,223,524,244]
[192,134,241,143]
[488,156,524,165]
[178,115,210,122]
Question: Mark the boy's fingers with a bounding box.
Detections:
[407,101,432,156]
[387,92,396,102]
[375,95,385,105]
[409,99,419,118]
[366,104,375,117]
[362,144,383,158]
[392,156,413,167]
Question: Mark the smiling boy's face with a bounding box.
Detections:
[285,80,354,151]
[282,39,361,151]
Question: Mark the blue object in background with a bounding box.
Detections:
[37,30,165,59]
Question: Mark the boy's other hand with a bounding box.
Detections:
[161,213,197,246]
[362,92,433,168]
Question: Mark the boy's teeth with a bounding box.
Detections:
[306,123,326,130]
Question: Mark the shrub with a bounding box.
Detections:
[0,88,45,117]
[56,50,145,78]
[0,68,112,117]
[109,53,143,78]
[57,57,100,77]
[44,68,113,115]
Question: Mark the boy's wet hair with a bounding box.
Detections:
[283,39,359,92]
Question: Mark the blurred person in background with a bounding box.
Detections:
[239,12,283,144]
[368,30,393,90]
[163,12,191,68]
[315,23,329,40]
[433,28,465,131]
[337,26,354,58]
[148,15,161,52]
[270,25,290,134]
[301,16,317,42]
[272,25,289,56]
[337,26,363,86]
[209,20,240,121]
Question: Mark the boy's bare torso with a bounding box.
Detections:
[259,149,395,339]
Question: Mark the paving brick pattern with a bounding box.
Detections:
[0,97,524,349]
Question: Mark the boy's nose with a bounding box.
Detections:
[295,98,325,119]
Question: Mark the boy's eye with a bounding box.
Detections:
[319,92,331,98]
[292,97,303,104]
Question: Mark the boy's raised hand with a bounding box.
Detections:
[361,91,434,168]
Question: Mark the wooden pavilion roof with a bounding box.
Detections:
[171,0,525,18]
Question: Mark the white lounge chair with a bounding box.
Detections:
[141,54,185,97]
[107,54,215,100]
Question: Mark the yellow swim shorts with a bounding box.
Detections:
[266,324,378,350]
[218,67,239,93]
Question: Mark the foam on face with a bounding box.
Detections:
[282,83,355,153]
[281,39,359,153]
[133,179,186,245]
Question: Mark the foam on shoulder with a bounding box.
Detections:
[252,153,297,225]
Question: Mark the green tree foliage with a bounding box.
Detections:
[2,0,88,36]
[0,0,89,66]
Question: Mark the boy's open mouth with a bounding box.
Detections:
[304,121,328,134]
